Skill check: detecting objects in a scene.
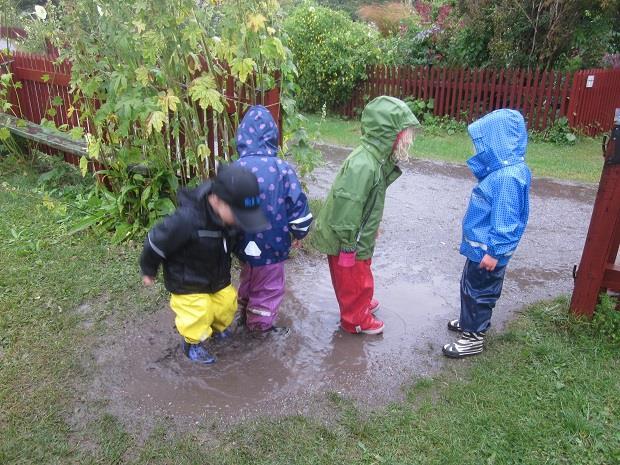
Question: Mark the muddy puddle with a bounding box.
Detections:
[92,144,597,428]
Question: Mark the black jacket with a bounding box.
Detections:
[139,182,237,294]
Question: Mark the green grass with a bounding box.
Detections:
[1,157,619,464]
[0,156,163,464]
[306,114,605,183]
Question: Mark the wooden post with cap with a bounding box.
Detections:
[570,109,620,317]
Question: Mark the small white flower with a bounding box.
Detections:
[34,5,47,20]
[212,36,221,43]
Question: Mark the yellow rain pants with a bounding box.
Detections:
[169,285,237,343]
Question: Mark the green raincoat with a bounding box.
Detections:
[313,96,420,259]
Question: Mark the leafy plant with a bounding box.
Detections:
[17,0,317,242]
[530,117,578,145]
[283,3,382,112]
[445,0,620,70]
[403,97,434,123]
[592,294,620,345]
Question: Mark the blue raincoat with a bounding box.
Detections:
[460,109,531,266]
[233,106,312,266]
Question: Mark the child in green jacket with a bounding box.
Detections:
[313,96,420,334]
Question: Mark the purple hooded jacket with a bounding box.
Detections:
[233,105,313,266]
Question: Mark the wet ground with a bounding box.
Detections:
[91,144,597,428]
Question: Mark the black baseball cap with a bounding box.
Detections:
[212,164,270,233]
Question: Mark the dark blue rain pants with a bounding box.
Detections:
[459,259,507,333]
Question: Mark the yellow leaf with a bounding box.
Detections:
[135,66,151,87]
[188,75,224,113]
[158,89,181,113]
[247,13,267,33]
[267,27,276,35]
[231,58,256,84]
[187,53,202,73]
[67,105,75,119]
[86,134,101,160]
[214,38,234,63]
[42,194,55,210]
[79,156,89,177]
[146,111,167,135]
[133,20,146,34]
[197,144,210,160]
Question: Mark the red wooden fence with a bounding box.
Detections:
[567,69,620,136]
[1,51,282,171]
[341,65,620,136]
[6,51,81,128]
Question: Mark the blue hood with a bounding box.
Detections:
[233,105,313,267]
[466,109,527,180]
[236,105,279,158]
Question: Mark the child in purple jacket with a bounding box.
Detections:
[233,105,313,333]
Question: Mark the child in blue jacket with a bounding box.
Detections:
[233,105,313,332]
[443,109,531,358]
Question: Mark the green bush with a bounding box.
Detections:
[283,3,381,112]
[443,0,620,70]
[592,294,620,345]
[381,22,435,67]
[403,97,434,123]
[530,117,578,146]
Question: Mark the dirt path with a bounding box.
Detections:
[92,144,596,428]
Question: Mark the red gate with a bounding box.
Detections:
[570,109,620,316]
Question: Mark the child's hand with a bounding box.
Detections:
[338,250,356,267]
[292,239,302,249]
[142,275,155,286]
[479,254,498,271]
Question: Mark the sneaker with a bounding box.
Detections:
[352,317,384,335]
[250,326,290,339]
[369,298,380,314]
[442,331,485,358]
[214,328,233,341]
[447,318,462,332]
[183,341,216,364]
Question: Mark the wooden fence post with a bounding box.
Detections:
[570,109,620,317]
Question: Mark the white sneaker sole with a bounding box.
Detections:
[356,323,385,335]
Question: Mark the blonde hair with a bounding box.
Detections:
[391,127,418,163]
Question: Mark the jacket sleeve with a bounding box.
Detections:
[325,158,375,252]
[139,208,193,277]
[285,165,313,240]
[487,176,528,258]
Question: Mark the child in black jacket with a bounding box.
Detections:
[140,165,268,364]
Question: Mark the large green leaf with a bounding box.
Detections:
[231,58,256,84]
[188,75,224,113]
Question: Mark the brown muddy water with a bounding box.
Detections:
[91,144,597,428]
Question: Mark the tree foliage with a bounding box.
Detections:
[283,3,381,112]
[446,0,620,70]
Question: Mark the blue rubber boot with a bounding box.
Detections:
[214,328,233,341]
[182,341,216,364]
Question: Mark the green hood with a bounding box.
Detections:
[312,96,420,260]
[360,96,421,161]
